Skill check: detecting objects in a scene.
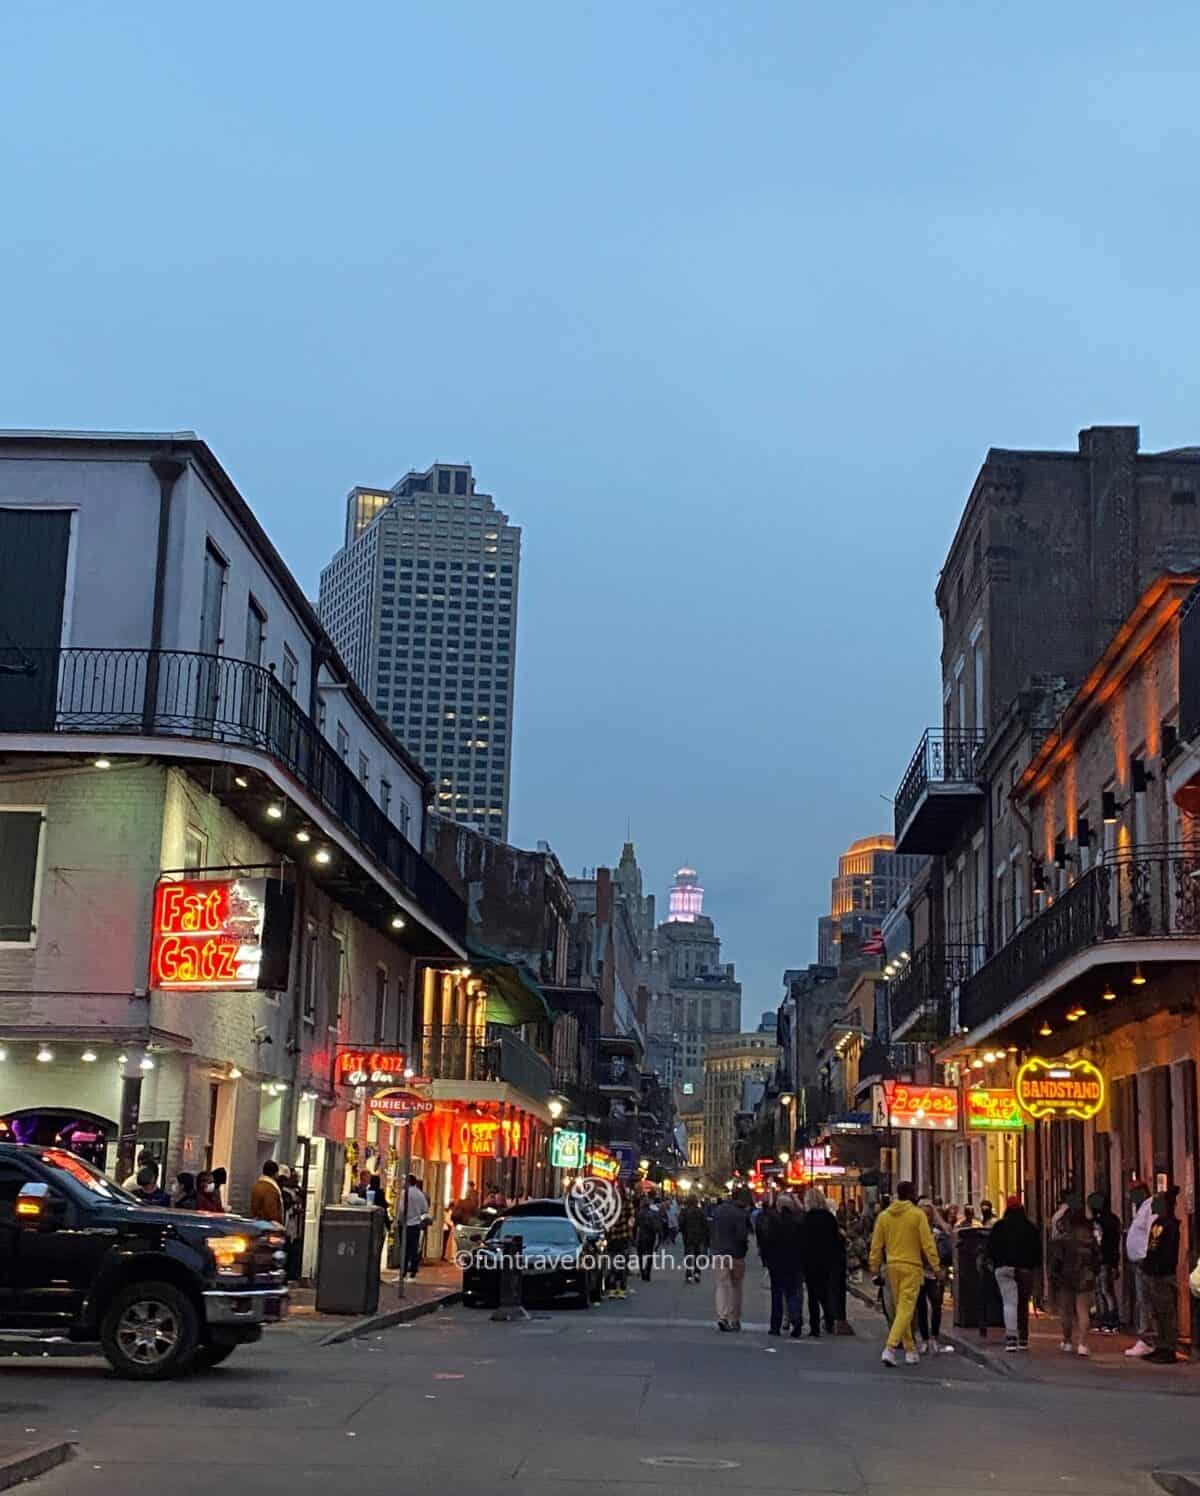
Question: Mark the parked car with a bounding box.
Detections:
[462,1213,603,1309]
[0,1144,288,1379]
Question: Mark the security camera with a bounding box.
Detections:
[252,1025,273,1045]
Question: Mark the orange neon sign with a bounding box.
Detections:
[149,878,268,992]
[883,1082,959,1130]
[457,1116,524,1158]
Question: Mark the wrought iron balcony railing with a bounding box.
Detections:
[413,1024,552,1103]
[959,848,1200,1033]
[890,941,987,1039]
[0,646,465,942]
[894,729,984,839]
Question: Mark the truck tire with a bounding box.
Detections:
[194,1343,238,1369]
[99,1282,200,1380]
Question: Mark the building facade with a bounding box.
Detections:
[702,1032,779,1182]
[319,462,520,839]
[816,835,924,968]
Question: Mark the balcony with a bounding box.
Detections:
[958,849,1200,1036]
[414,1024,552,1105]
[893,730,985,855]
[889,941,986,1041]
[0,646,465,945]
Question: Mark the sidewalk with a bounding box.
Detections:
[0,1438,74,1492]
[284,1260,462,1343]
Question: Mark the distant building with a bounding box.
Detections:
[319,462,520,839]
[703,1033,779,1180]
[816,835,924,966]
[755,1010,775,1034]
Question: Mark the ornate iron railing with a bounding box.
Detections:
[0,646,465,941]
[959,849,1200,1031]
[894,729,984,838]
[890,941,986,1037]
[413,1023,552,1102]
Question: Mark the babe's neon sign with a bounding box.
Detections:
[883,1081,959,1130]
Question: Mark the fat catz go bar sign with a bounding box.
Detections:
[335,1048,408,1087]
[149,877,293,992]
[1015,1057,1105,1122]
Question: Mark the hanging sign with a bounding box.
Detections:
[882,1081,959,1130]
[1015,1057,1105,1121]
[550,1128,587,1170]
[335,1047,408,1087]
[370,1090,435,1124]
[586,1147,619,1180]
[966,1088,1025,1131]
[149,877,293,991]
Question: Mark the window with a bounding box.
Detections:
[374,967,388,1043]
[358,751,369,786]
[303,927,319,1022]
[336,723,349,760]
[184,825,208,871]
[381,778,392,816]
[974,644,984,734]
[331,935,347,1026]
[245,596,267,666]
[0,809,44,945]
[281,646,299,699]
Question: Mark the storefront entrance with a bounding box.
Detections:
[0,1107,117,1169]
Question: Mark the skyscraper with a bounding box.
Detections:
[815,834,924,966]
[319,462,521,838]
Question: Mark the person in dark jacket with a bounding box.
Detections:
[711,1190,751,1331]
[1047,1201,1099,1356]
[800,1188,841,1338]
[987,1196,1042,1351]
[635,1196,661,1282]
[172,1171,199,1210]
[131,1164,171,1208]
[762,1192,806,1337]
[679,1196,708,1282]
[606,1188,636,1300]
[1141,1188,1182,1364]
[1087,1190,1121,1334]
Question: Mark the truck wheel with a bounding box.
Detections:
[194,1343,238,1369]
[100,1282,199,1380]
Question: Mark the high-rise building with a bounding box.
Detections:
[702,1032,779,1181]
[319,462,520,838]
[816,834,924,966]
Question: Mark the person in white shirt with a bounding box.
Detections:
[1124,1182,1155,1358]
[403,1173,430,1279]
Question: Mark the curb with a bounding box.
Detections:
[940,1330,1018,1377]
[0,1441,74,1492]
[318,1289,461,1345]
[1154,1475,1200,1496]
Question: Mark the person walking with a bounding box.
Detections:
[712,1189,751,1332]
[666,1197,680,1245]
[211,1167,228,1211]
[635,1195,660,1282]
[1140,1188,1182,1365]
[800,1188,841,1338]
[1088,1191,1121,1335]
[762,1192,805,1338]
[987,1195,1041,1352]
[122,1149,158,1192]
[402,1173,430,1279]
[1048,1199,1099,1356]
[605,1187,635,1299]
[916,1200,954,1354]
[1124,1181,1155,1358]
[679,1194,708,1283]
[251,1158,285,1225]
[869,1180,940,1367]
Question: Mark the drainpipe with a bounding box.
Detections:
[143,456,186,734]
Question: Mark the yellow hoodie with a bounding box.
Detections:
[868,1199,939,1274]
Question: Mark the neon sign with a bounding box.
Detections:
[966,1088,1025,1131]
[551,1128,587,1169]
[586,1148,619,1180]
[149,877,292,992]
[883,1082,959,1130]
[335,1048,408,1087]
[1015,1057,1104,1121]
[457,1116,524,1157]
[370,1090,434,1123]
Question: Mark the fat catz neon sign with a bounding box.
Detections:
[149,878,268,992]
[335,1048,408,1086]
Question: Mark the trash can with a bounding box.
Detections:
[315,1205,386,1315]
[952,1227,1004,1329]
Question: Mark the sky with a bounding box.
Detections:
[4,2,1200,1018]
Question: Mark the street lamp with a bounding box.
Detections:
[778,1151,790,1164]
[678,1177,692,1192]
[548,1098,564,1120]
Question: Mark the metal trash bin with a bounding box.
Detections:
[952,1227,1004,1329]
[315,1205,386,1315]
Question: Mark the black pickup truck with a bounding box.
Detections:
[0,1143,288,1379]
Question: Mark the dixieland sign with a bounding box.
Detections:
[1015,1056,1105,1122]
[370,1090,435,1124]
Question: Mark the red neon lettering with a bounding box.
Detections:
[153,934,240,986]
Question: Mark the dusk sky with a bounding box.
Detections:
[4,3,1200,1016]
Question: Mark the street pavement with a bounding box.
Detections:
[2,1257,1200,1495]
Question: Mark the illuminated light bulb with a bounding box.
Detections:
[295,829,311,844]
[1007,1045,1019,1055]
[1038,1021,1053,1037]
[81,1049,97,1063]
[93,757,112,770]
[140,1055,155,1071]
[36,1046,53,1063]
[391,915,406,929]
[228,1065,242,1080]
[117,1052,129,1065]
[0,1046,7,1061]
[314,848,332,865]
[970,1058,985,1070]
[234,775,249,789]
[1066,1009,1081,1023]
[267,803,285,820]
[1102,983,1117,1002]
[403,1067,415,1080]
[1131,965,1147,987]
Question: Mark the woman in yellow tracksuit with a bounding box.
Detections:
[868,1182,942,1365]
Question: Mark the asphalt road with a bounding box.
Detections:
[3,1261,1200,1495]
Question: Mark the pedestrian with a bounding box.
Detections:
[712,1188,752,1332]
[763,1192,805,1338]
[172,1171,199,1210]
[916,1200,954,1354]
[679,1193,708,1283]
[121,1149,157,1192]
[1124,1180,1155,1358]
[987,1195,1041,1352]
[869,1180,941,1367]
[1047,1198,1099,1357]
[978,1200,996,1229]
[800,1187,840,1338]
[1139,1188,1182,1365]
[957,1204,976,1231]
[635,1195,660,1282]
[131,1164,170,1207]
[1087,1190,1121,1335]
[195,1170,223,1212]
[605,1187,635,1299]
[402,1172,430,1279]
[211,1166,228,1211]
[251,1158,285,1225]
[666,1197,680,1245]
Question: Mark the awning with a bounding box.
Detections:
[465,937,553,1026]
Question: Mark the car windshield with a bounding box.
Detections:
[39,1149,138,1204]
[490,1218,580,1248]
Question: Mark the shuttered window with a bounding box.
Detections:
[0,810,43,943]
